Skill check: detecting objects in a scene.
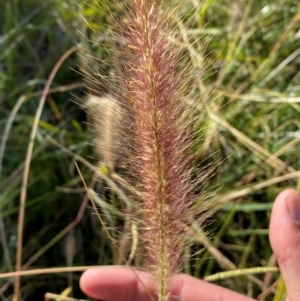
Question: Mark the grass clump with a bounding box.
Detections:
[1,0,300,300]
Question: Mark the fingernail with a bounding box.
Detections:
[287,192,300,224]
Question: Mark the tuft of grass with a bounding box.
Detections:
[1,0,300,300]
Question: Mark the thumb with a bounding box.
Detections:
[269,188,300,301]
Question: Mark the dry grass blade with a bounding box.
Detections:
[260,254,277,301]
[218,89,300,103]
[214,171,300,205]
[13,46,78,301]
[27,82,83,98]
[0,266,100,279]
[44,292,88,301]
[258,280,279,300]
[210,112,294,173]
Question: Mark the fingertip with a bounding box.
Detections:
[79,268,101,296]
[269,188,300,262]
[273,188,299,213]
[270,188,300,301]
[286,189,300,224]
[269,188,300,245]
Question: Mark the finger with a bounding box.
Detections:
[269,188,300,301]
[80,267,255,301]
[80,267,155,301]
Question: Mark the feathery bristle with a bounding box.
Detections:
[115,1,198,299]
[83,1,210,300]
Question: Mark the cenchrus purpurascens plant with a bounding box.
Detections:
[3,0,300,299]
[85,1,212,300]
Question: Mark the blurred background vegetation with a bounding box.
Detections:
[1,0,300,300]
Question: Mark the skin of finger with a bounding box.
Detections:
[270,188,300,301]
[80,267,255,301]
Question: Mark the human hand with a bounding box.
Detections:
[80,188,300,301]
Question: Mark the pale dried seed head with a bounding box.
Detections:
[85,95,124,172]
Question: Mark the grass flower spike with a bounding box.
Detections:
[110,0,208,300]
